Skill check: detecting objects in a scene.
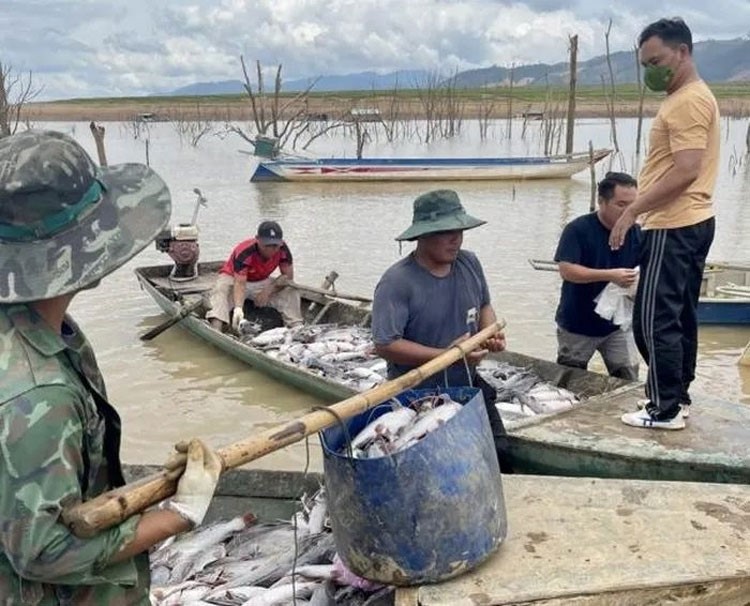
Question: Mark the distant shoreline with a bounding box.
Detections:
[22,87,750,123]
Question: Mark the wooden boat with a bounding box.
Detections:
[124,465,750,605]
[135,261,624,403]
[250,149,612,183]
[136,262,750,484]
[699,261,750,324]
[529,258,750,325]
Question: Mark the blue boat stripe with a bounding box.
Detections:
[262,156,557,167]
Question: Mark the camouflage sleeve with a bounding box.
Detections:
[0,385,141,586]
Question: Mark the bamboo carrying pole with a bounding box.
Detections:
[62,322,504,537]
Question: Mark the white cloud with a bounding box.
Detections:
[2,0,748,99]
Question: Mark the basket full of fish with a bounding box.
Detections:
[321,387,507,586]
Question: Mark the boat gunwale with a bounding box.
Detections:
[135,262,632,424]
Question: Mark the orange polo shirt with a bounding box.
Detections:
[638,80,720,230]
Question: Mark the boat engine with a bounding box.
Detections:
[155,188,207,282]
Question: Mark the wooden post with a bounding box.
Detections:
[589,140,596,212]
[565,34,578,156]
[506,63,515,140]
[739,340,750,367]
[89,122,107,167]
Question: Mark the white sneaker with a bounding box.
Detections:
[636,399,690,418]
[621,408,686,430]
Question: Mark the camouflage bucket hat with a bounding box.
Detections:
[396,189,486,241]
[0,130,172,303]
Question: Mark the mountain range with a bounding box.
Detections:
[167,37,750,96]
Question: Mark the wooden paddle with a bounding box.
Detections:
[283,278,373,304]
[62,321,504,537]
[527,258,558,272]
[140,297,204,341]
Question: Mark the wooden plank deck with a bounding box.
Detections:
[397,475,750,605]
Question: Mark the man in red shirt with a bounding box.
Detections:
[206,220,303,331]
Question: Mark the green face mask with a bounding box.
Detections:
[644,65,674,92]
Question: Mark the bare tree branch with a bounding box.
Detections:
[0,61,42,137]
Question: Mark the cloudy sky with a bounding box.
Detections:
[3,0,749,100]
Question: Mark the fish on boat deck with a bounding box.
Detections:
[149,487,395,606]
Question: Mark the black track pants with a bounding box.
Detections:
[633,218,715,416]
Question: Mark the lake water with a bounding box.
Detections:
[42,117,750,470]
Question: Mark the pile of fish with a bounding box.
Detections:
[477,359,580,420]
[241,324,387,392]
[150,488,393,606]
[345,395,462,459]
[240,324,583,423]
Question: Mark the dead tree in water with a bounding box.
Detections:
[0,62,41,137]
[477,88,495,141]
[565,35,578,155]
[634,45,646,163]
[172,101,214,147]
[226,57,343,151]
[603,20,620,154]
[506,63,515,140]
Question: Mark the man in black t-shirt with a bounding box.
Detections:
[553,172,642,380]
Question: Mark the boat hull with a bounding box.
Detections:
[250,150,611,182]
[136,262,750,485]
[698,261,750,324]
[698,298,750,324]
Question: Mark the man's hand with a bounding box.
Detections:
[609,207,636,251]
[483,330,506,353]
[165,439,222,528]
[231,306,244,330]
[254,288,273,307]
[274,275,290,288]
[449,332,489,365]
[609,268,638,288]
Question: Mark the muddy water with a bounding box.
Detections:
[46,117,750,470]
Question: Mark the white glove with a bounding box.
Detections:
[167,438,222,527]
[231,306,244,330]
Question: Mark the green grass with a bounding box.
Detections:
[44,82,750,107]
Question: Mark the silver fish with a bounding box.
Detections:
[350,406,417,450]
[393,401,462,450]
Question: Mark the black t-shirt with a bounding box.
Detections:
[554,213,641,337]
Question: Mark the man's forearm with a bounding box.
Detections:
[232,279,246,307]
[631,165,698,215]
[558,262,615,284]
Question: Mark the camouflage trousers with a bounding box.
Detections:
[205,274,303,326]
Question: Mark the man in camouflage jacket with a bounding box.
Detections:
[0,131,222,605]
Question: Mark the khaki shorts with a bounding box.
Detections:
[205,274,303,326]
[556,326,640,381]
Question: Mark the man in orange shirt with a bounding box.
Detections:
[610,18,719,430]
[206,220,303,331]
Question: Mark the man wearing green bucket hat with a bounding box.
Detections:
[372,189,511,471]
[0,131,222,604]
